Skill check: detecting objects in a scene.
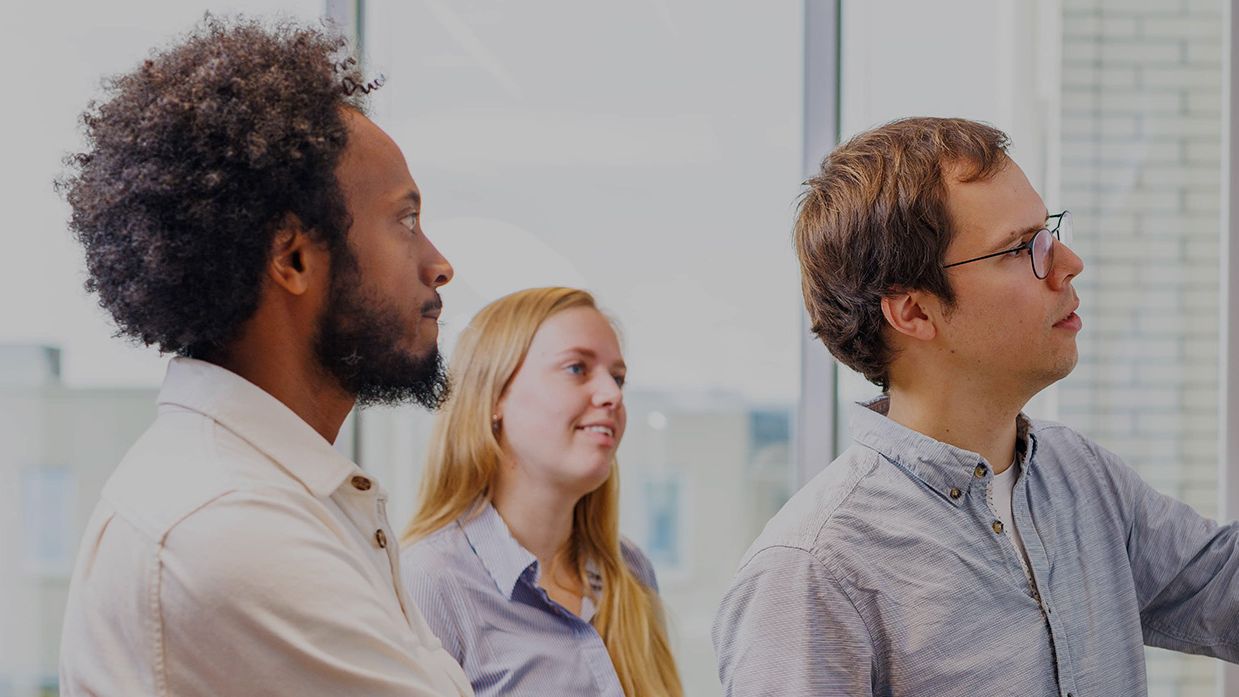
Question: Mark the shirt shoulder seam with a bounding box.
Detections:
[743,543,877,645]
[808,448,879,549]
[738,447,878,567]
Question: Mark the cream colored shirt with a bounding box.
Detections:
[59,358,473,697]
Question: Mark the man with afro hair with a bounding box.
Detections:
[57,16,473,696]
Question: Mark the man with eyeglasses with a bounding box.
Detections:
[713,117,1239,696]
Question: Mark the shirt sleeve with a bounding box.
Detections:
[1093,442,1239,660]
[712,545,874,697]
[158,490,474,697]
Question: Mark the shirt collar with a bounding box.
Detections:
[580,559,603,621]
[459,502,604,620]
[849,395,1033,507]
[157,357,361,498]
[458,502,538,600]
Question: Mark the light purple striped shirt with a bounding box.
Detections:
[713,396,1239,696]
[401,502,658,697]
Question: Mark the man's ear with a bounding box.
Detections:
[267,215,326,296]
[880,289,938,342]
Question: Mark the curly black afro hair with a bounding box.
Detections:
[58,15,370,358]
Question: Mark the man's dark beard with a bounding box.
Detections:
[313,249,450,409]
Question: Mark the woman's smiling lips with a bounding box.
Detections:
[576,422,617,445]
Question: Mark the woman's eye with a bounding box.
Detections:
[566,363,586,376]
[613,374,626,388]
[399,212,419,231]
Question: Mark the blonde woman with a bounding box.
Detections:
[401,287,683,697]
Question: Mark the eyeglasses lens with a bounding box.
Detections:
[1032,227,1053,279]
[1058,211,1073,245]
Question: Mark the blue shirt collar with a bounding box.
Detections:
[458,502,537,600]
[457,501,604,620]
[849,395,1035,507]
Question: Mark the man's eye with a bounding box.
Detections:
[399,213,419,231]
[1008,242,1031,257]
[566,363,586,376]
[613,374,626,388]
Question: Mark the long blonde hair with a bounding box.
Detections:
[404,287,683,697]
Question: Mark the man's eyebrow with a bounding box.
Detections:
[396,189,421,207]
[988,210,1050,253]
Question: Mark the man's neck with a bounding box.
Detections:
[884,384,1022,474]
[209,346,354,445]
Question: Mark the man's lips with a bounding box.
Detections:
[421,295,443,320]
[1054,302,1082,331]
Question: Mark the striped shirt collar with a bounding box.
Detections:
[850,395,1036,507]
[459,502,537,600]
[458,502,603,619]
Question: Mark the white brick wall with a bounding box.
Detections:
[1060,1,1223,693]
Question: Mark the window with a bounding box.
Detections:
[1059,2,1225,693]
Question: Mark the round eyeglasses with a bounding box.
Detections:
[942,211,1073,280]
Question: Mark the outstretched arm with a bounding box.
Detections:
[1094,442,1239,661]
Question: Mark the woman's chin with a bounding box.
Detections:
[562,461,614,498]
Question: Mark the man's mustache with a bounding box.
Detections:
[421,295,443,316]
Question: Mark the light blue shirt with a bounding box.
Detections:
[400,502,658,697]
[713,397,1239,696]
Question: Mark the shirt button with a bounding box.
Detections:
[949,487,962,499]
[351,475,372,491]
[974,464,987,478]
[374,529,388,549]
[992,520,1004,534]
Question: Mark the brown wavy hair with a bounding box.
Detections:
[794,117,1011,388]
